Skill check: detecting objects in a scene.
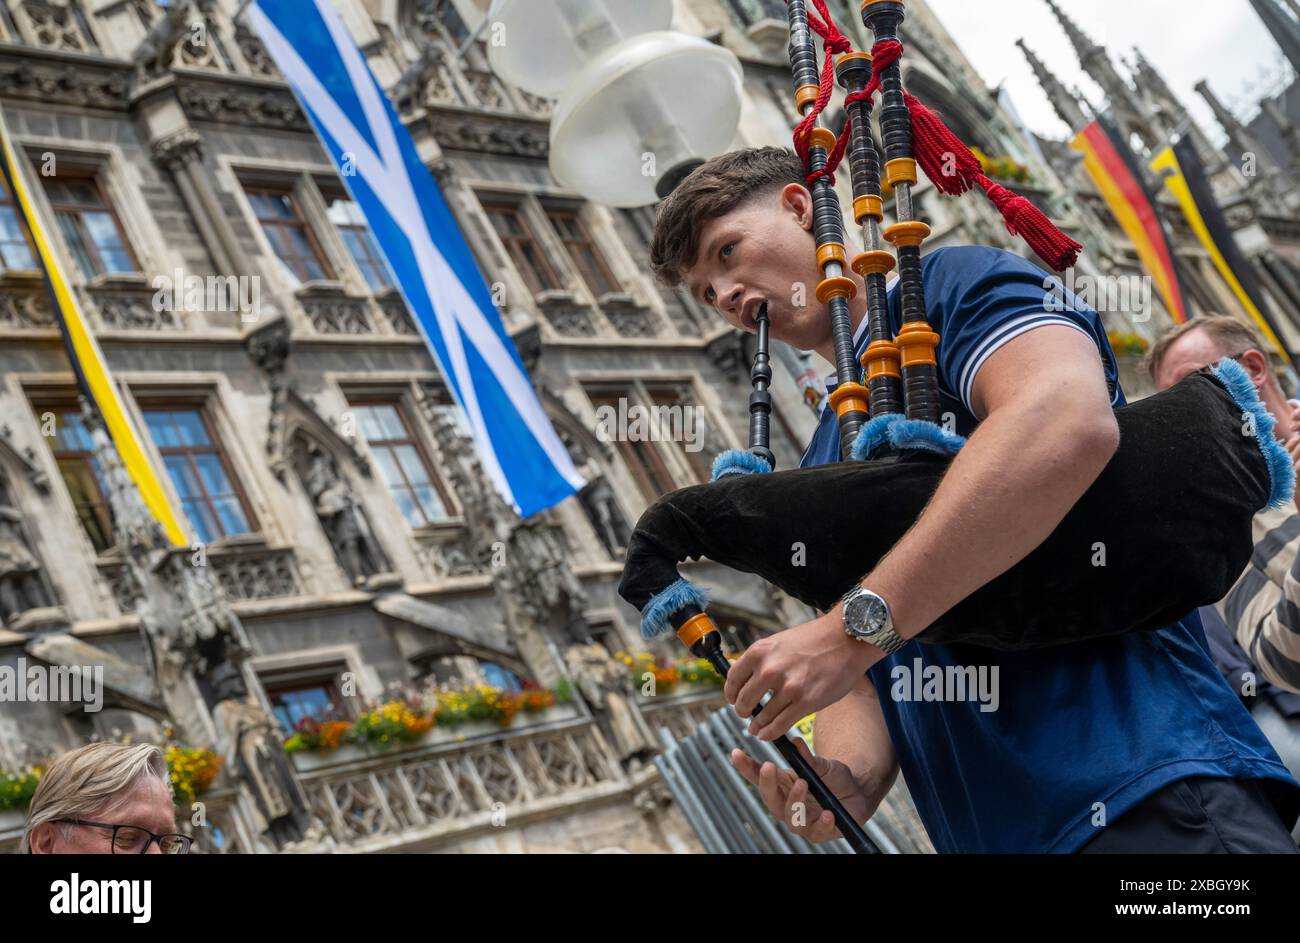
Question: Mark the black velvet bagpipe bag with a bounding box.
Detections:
[618,363,1292,650]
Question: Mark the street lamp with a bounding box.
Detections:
[488,0,743,206]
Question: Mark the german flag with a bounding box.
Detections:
[0,109,187,546]
[1151,136,1292,366]
[1071,115,1191,324]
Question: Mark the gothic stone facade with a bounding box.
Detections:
[0,0,834,855]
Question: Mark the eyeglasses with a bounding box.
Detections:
[55,819,192,855]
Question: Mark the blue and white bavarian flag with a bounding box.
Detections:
[249,0,585,517]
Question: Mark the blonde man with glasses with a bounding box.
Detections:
[20,742,191,854]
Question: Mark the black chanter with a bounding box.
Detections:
[618,0,1293,852]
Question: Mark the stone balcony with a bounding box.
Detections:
[98,543,303,616]
[192,692,720,854]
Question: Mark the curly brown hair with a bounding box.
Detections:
[649,146,806,287]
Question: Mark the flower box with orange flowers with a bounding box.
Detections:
[286,681,582,770]
[620,651,723,699]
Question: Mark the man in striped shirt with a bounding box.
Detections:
[1149,315,1300,799]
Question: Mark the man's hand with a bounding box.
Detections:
[731,737,870,843]
[724,611,879,741]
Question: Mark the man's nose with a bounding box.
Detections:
[720,283,744,320]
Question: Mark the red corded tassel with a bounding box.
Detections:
[799,23,1084,271]
[791,0,853,185]
[976,174,1082,271]
[902,91,1082,271]
[904,91,983,196]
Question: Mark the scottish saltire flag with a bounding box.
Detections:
[0,109,188,546]
[249,0,585,517]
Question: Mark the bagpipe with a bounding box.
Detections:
[617,0,1294,852]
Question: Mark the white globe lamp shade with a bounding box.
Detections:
[549,31,744,207]
[486,0,673,101]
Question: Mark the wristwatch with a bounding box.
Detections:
[839,584,906,655]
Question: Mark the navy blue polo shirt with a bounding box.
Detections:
[801,245,1300,853]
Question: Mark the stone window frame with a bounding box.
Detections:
[471,186,648,327]
[317,180,394,294]
[344,395,457,530]
[333,375,465,537]
[642,381,719,487]
[539,201,623,301]
[478,193,565,296]
[25,393,115,557]
[471,185,616,307]
[242,182,335,286]
[43,170,141,279]
[137,402,259,545]
[228,159,410,310]
[250,643,381,725]
[226,160,379,304]
[576,373,733,507]
[0,172,38,274]
[117,374,283,550]
[16,140,160,291]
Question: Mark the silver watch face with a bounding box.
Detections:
[844,591,888,638]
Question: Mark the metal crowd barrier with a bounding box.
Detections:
[654,707,933,854]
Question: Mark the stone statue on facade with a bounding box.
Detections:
[0,474,50,624]
[130,0,194,82]
[564,640,656,769]
[208,661,314,850]
[558,424,629,557]
[300,441,386,584]
[578,475,630,557]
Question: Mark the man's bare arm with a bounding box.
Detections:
[812,674,898,812]
[862,325,1120,641]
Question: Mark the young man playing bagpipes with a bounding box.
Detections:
[647,145,1300,852]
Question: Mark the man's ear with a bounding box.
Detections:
[1238,348,1272,389]
[27,822,54,854]
[779,183,814,231]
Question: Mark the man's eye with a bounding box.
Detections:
[721,243,734,258]
[703,286,715,304]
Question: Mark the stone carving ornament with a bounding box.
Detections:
[299,439,387,585]
[563,640,656,768]
[209,662,314,849]
[0,471,50,624]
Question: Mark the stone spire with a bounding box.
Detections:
[1129,49,1220,169]
[1196,81,1287,174]
[1195,80,1296,205]
[1249,0,1300,73]
[1016,37,1088,132]
[1196,79,1267,160]
[1259,95,1300,181]
[1043,0,1158,148]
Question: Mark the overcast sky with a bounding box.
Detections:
[924,0,1296,145]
